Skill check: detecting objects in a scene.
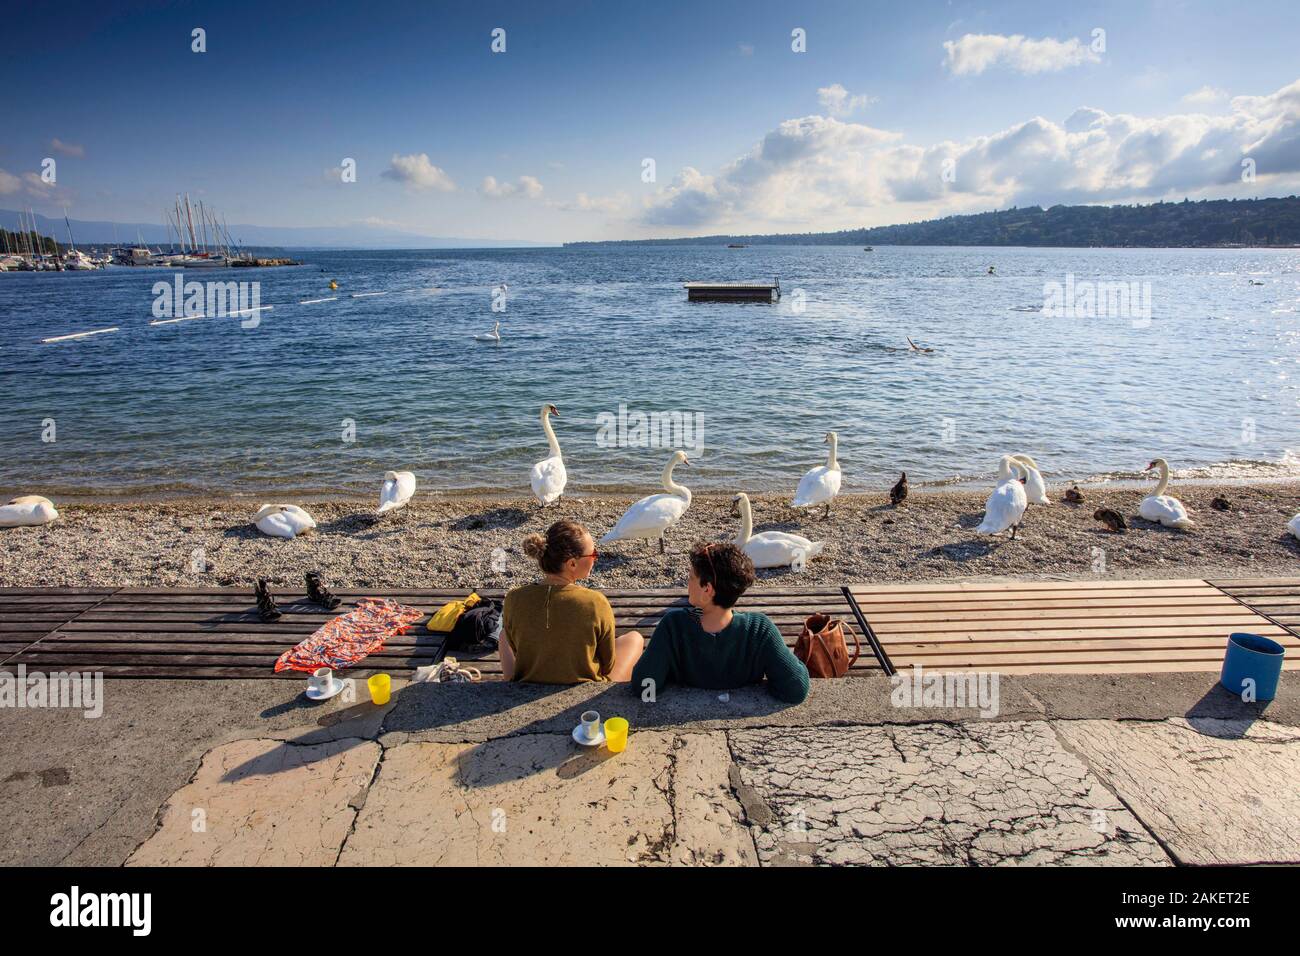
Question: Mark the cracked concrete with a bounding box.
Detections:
[1055,719,1300,865]
[727,722,1170,866]
[2,674,1297,866]
[127,738,381,866]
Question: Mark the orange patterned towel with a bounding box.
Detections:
[274,598,425,673]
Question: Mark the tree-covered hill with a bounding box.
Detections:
[566,196,1300,248]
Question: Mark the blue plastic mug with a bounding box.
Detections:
[1220,632,1285,702]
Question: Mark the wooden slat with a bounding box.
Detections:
[850,578,1208,595]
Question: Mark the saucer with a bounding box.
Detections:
[572,724,605,747]
[305,677,345,701]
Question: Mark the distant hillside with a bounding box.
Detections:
[566,196,1300,248]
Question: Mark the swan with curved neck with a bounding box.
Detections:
[600,450,691,553]
[733,492,824,571]
[1011,454,1051,505]
[474,320,501,342]
[529,404,567,506]
[791,431,842,518]
[1139,457,1193,528]
[977,456,1028,538]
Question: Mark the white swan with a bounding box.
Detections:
[1011,454,1051,505]
[600,450,692,553]
[733,492,824,571]
[791,431,842,517]
[0,495,59,527]
[474,320,501,342]
[977,456,1029,538]
[1289,513,1300,541]
[529,403,567,506]
[252,504,317,539]
[378,470,416,514]
[1139,458,1193,529]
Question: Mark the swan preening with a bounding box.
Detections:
[474,320,501,342]
[529,403,567,506]
[733,492,824,571]
[600,450,692,553]
[378,470,416,514]
[252,504,317,539]
[1139,458,1193,529]
[0,495,59,527]
[977,456,1029,538]
[1011,454,1051,505]
[791,431,842,517]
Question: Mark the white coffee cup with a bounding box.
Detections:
[580,710,601,740]
[309,667,335,696]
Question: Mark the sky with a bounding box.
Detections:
[2,0,1300,243]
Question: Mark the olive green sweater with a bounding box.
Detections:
[503,583,615,684]
[631,609,810,703]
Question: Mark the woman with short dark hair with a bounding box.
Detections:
[500,519,644,683]
[630,542,809,703]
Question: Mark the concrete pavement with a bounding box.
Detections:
[1,673,1297,866]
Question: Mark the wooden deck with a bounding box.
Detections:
[0,585,880,680]
[847,578,1300,674]
[2,578,1295,680]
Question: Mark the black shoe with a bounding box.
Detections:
[254,578,282,622]
[305,571,342,610]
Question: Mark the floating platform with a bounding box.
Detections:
[684,280,780,302]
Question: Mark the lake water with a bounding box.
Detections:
[1,245,1297,498]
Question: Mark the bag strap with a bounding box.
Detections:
[840,620,862,669]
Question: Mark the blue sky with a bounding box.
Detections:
[3,0,1299,242]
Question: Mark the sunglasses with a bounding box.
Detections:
[700,543,716,585]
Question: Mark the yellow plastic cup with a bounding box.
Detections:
[604,717,629,753]
[367,673,391,705]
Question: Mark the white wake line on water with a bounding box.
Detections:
[42,327,120,343]
[149,305,273,326]
[36,287,427,342]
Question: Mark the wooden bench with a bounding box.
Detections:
[0,585,879,680]
[847,578,1299,674]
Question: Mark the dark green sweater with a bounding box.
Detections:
[631,608,810,703]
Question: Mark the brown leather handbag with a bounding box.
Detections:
[794,613,861,678]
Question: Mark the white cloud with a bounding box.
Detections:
[0,168,21,194]
[381,153,456,191]
[639,77,1300,231]
[550,191,628,214]
[817,83,875,117]
[480,174,544,199]
[1184,85,1229,106]
[48,138,85,158]
[943,33,1100,76]
[738,43,754,57]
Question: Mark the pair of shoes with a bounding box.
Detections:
[253,572,342,622]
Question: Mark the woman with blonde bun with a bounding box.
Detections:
[501,519,644,683]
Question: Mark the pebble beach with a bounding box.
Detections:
[2,482,1296,591]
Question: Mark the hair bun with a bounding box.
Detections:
[522,533,546,559]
